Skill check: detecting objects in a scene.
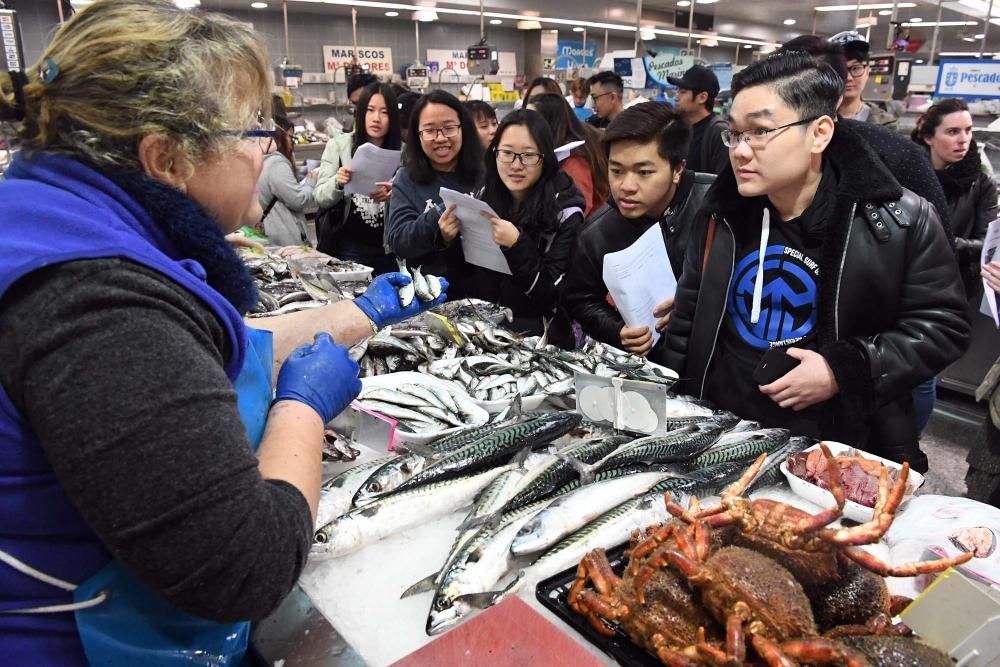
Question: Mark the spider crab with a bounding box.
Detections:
[657,444,973,587]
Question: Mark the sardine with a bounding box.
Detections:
[426,274,443,299]
[312,465,514,558]
[397,258,415,307]
[412,265,433,302]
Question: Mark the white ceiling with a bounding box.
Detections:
[199,0,999,54]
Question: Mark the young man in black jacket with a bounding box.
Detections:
[662,52,969,471]
[564,102,714,357]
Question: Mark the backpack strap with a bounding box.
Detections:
[701,215,717,274]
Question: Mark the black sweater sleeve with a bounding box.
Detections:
[0,259,313,623]
[562,229,627,346]
[502,211,584,314]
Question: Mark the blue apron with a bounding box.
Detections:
[70,328,274,666]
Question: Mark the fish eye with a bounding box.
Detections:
[433,599,449,611]
[367,482,381,492]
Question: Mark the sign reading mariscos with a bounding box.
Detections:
[935,59,1000,99]
[643,53,694,88]
[323,45,393,80]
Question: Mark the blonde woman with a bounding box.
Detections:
[0,2,445,664]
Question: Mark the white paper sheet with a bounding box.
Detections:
[982,218,1000,327]
[554,140,585,162]
[602,224,676,345]
[343,143,402,196]
[439,187,512,275]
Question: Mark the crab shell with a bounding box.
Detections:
[692,546,818,642]
[842,635,952,667]
[618,563,721,651]
[805,559,892,632]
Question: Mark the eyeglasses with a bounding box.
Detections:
[720,116,822,149]
[590,91,614,103]
[418,125,461,140]
[220,114,277,153]
[847,63,869,78]
[495,148,543,167]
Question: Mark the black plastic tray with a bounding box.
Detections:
[534,541,663,667]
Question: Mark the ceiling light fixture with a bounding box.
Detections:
[939,51,993,56]
[975,33,986,38]
[489,18,502,25]
[251,1,268,7]
[901,20,979,27]
[743,44,753,48]
[964,36,978,41]
[908,17,923,22]
[677,0,691,6]
[783,18,796,25]
[574,26,585,32]
[384,10,398,16]
[915,59,925,63]
[814,3,915,12]
[517,20,543,30]
[878,9,892,15]
[696,0,719,4]
[412,9,437,21]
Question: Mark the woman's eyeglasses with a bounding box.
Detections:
[418,125,461,140]
[495,149,542,167]
[220,114,277,153]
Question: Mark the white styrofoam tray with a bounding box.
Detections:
[355,371,490,446]
[780,441,925,523]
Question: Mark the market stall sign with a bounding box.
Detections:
[426,49,517,81]
[556,39,598,68]
[643,54,694,88]
[323,45,393,80]
[935,59,1000,100]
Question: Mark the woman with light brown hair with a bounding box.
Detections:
[0,1,444,664]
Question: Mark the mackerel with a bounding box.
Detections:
[352,452,429,506]
[312,465,513,558]
[316,456,397,527]
[426,499,551,635]
[594,420,727,471]
[359,400,441,424]
[746,435,816,494]
[394,412,582,491]
[359,387,431,409]
[510,471,672,556]
[527,490,675,584]
[678,428,791,472]
[505,435,632,510]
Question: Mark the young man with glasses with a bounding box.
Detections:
[661,52,969,471]
[830,32,899,130]
[586,71,625,130]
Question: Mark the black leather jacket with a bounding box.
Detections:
[661,122,970,453]
[563,170,714,347]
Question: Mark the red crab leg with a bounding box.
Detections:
[824,463,909,545]
[751,635,796,667]
[727,613,746,664]
[656,645,702,667]
[776,638,872,667]
[629,522,678,575]
[572,589,620,637]
[842,545,973,576]
[890,595,914,616]
[693,516,710,562]
[665,492,701,524]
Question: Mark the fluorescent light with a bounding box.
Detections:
[413,9,437,21]
[915,59,925,63]
[959,0,1000,16]
[677,0,691,6]
[908,17,923,22]
[517,20,543,30]
[878,9,892,15]
[901,21,979,27]
[815,3,915,11]
[975,33,986,38]
[574,26,585,32]
[250,1,268,7]
[696,0,719,4]
[489,19,502,25]
[743,44,753,48]
[939,51,994,56]
[385,10,399,16]
[964,37,977,41]
[783,18,796,25]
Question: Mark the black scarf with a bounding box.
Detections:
[935,139,983,198]
[102,169,259,314]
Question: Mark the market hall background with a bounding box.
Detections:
[2,0,1000,665]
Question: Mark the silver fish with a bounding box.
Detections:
[316,456,397,528]
[412,265,433,302]
[426,273,443,299]
[396,258,415,308]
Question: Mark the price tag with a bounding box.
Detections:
[352,402,397,451]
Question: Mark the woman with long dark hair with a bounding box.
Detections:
[314,82,402,273]
[913,98,998,299]
[527,92,609,217]
[451,109,586,346]
[257,114,316,246]
[387,89,484,277]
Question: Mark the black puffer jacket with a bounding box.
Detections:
[563,170,714,347]
[934,140,999,298]
[452,170,586,346]
[661,121,970,455]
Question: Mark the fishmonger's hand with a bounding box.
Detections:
[273,333,361,423]
[758,347,839,412]
[353,272,449,330]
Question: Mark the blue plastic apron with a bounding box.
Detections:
[69,328,274,666]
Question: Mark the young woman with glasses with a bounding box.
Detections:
[256,114,317,246]
[387,90,484,278]
[314,82,401,273]
[451,110,586,347]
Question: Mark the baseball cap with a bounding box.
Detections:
[830,30,870,62]
[667,65,720,100]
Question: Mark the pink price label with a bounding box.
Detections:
[352,402,398,452]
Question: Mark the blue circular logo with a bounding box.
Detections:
[945,70,959,88]
[727,244,818,349]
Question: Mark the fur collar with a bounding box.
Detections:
[102,169,259,314]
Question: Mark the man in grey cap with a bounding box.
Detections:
[829,31,898,130]
[668,64,729,175]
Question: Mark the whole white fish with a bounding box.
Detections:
[315,456,397,529]
[426,501,548,635]
[312,465,513,558]
[510,471,671,556]
[396,258,415,307]
[526,490,676,584]
[426,273,443,299]
[412,265,433,302]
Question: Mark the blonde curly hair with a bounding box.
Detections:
[2,0,272,173]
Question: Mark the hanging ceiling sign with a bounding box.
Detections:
[643,53,695,88]
[426,49,517,81]
[935,59,1000,100]
[555,39,598,68]
[323,45,393,81]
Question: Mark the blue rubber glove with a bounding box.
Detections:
[353,271,450,329]
[273,333,361,424]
